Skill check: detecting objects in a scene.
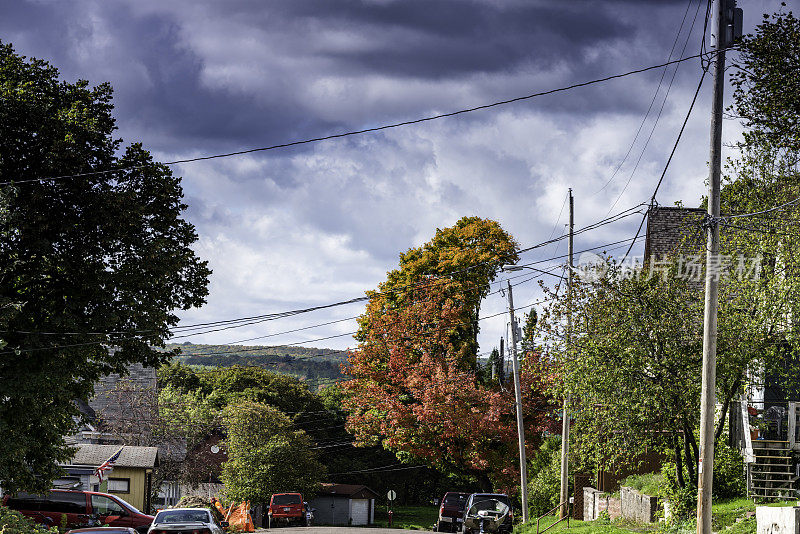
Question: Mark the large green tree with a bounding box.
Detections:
[0,42,210,492]
[220,401,323,504]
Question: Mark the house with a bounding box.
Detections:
[57,443,159,512]
[309,483,379,526]
[644,205,800,500]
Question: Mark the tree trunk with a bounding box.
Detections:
[682,417,697,486]
[674,434,685,488]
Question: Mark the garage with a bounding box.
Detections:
[350,499,370,526]
[310,483,378,526]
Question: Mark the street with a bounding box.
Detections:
[256,528,432,534]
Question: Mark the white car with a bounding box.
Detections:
[147,508,227,534]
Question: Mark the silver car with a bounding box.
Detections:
[147,508,227,534]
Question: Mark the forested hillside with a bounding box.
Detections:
[167,342,346,388]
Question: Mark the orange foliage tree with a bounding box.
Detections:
[342,277,555,492]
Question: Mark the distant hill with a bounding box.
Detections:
[166,342,348,388]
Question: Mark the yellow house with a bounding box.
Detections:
[60,444,159,513]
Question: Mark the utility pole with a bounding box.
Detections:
[559,189,573,519]
[499,337,505,385]
[506,281,528,523]
[697,2,741,533]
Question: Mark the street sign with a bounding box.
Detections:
[387,490,396,501]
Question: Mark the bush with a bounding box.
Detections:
[526,436,562,517]
[713,441,746,499]
[0,506,58,534]
[621,472,663,496]
[659,461,697,522]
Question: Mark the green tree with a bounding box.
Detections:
[0,42,210,493]
[220,401,323,504]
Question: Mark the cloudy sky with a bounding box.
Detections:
[0,0,786,355]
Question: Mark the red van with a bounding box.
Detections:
[3,490,154,533]
[268,493,304,526]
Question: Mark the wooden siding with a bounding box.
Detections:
[106,467,147,511]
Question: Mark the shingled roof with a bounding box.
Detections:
[67,444,159,468]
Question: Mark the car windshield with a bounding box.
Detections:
[272,495,301,505]
[155,510,210,524]
[444,494,466,506]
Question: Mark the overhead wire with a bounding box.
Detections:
[595,0,698,196]
[0,51,719,188]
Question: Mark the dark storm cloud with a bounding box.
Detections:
[0,0,702,161]
[278,0,634,78]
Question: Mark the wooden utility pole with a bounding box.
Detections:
[559,189,573,519]
[697,1,740,532]
[506,281,528,523]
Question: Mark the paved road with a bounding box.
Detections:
[255,528,432,534]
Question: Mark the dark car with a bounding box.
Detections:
[3,490,154,534]
[462,493,513,534]
[67,528,138,534]
[268,493,304,526]
[436,492,469,532]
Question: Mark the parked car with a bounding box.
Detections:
[436,492,469,532]
[147,508,227,534]
[267,493,304,526]
[67,528,138,534]
[462,493,513,534]
[3,490,154,534]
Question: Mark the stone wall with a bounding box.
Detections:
[620,487,659,523]
[583,487,621,521]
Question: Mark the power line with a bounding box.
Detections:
[1,52,717,187]
[2,203,643,341]
[595,0,698,196]
[605,0,705,214]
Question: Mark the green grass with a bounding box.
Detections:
[514,497,800,534]
[515,515,659,534]
[373,505,439,530]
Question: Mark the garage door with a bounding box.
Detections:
[350,499,369,526]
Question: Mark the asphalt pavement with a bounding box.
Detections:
[255,528,432,534]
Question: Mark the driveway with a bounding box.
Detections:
[255,528,432,534]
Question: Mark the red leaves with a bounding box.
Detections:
[342,280,555,491]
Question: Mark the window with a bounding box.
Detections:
[91,495,126,516]
[271,494,301,505]
[154,510,211,524]
[107,478,130,494]
[47,492,87,514]
[6,492,46,511]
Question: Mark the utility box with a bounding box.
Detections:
[756,506,800,534]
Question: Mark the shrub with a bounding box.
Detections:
[713,441,746,499]
[659,461,697,522]
[621,472,663,496]
[526,436,562,517]
[0,506,58,534]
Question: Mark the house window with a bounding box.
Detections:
[107,478,130,494]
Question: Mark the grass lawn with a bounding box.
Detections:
[513,498,799,534]
[373,505,439,530]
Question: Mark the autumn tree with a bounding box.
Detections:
[344,279,554,492]
[0,42,210,493]
[356,216,518,365]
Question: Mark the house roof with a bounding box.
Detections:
[317,483,379,499]
[67,444,159,468]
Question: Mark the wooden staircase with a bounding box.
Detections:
[748,440,797,499]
